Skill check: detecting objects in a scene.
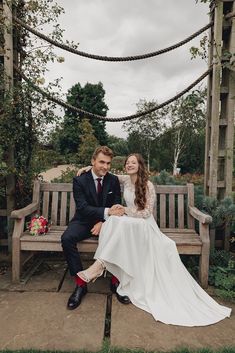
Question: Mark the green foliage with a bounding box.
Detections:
[151,170,182,185]
[54,82,108,156]
[51,167,77,183]
[190,35,208,62]
[202,196,235,229]
[110,156,126,173]
[1,0,77,207]
[124,99,169,170]
[209,250,235,302]
[210,249,232,268]
[76,119,99,165]
[125,89,206,174]
[33,149,67,171]
[107,135,129,157]
[0,147,7,177]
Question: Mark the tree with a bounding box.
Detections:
[124,99,169,171]
[1,0,77,207]
[76,119,99,165]
[167,89,206,175]
[107,135,129,156]
[56,82,108,155]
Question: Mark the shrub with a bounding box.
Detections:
[51,166,78,183]
[34,149,67,171]
[209,250,235,301]
[110,156,126,173]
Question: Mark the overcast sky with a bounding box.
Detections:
[46,0,209,138]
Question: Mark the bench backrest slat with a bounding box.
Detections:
[60,192,68,226]
[169,194,175,227]
[160,194,166,228]
[187,183,195,229]
[42,191,49,219]
[51,192,59,225]
[178,194,184,228]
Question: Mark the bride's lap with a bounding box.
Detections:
[106,215,146,226]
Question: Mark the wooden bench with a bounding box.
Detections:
[11,180,212,287]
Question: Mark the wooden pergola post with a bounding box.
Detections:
[204,0,235,249]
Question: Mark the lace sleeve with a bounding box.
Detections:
[116,174,129,185]
[124,181,156,218]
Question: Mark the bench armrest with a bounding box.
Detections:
[189,206,212,224]
[11,202,39,219]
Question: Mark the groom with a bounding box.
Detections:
[61,146,131,310]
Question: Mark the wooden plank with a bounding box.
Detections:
[32,180,40,203]
[204,7,213,195]
[42,191,49,219]
[160,194,166,228]
[155,185,188,194]
[187,183,195,229]
[162,228,196,233]
[175,246,202,255]
[69,192,75,220]
[41,183,73,192]
[169,194,175,228]
[60,192,67,226]
[51,192,58,225]
[225,1,235,196]
[209,1,223,197]
[178,194,184,228]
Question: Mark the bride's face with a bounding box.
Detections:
[125,155,139,175]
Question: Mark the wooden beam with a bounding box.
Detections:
[209,1,223,197]
[204,7,213,195]
[225,2,235,196]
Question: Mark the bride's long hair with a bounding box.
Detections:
[124,153,149,210]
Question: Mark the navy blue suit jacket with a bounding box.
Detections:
[72,170,121,225]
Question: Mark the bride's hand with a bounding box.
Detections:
[77,165,92,176]
[109,204,125,216]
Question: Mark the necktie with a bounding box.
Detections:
[96,178,102,194]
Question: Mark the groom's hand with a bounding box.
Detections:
[108,204,125,216]
[91,222,103,236]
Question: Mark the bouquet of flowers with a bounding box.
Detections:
[27,214,50,236]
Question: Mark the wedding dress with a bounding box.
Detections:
[94,176,231,326]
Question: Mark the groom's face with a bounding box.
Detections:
[92,152,112,177]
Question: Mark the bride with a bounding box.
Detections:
[77,153,231,326]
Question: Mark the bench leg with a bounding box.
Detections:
[12,236,21,283]
[199,246,209,289]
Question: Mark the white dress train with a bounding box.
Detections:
[94,176,231,327]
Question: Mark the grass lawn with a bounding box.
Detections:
[1,347,235,353]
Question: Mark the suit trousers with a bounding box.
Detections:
[61,220,93,276]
